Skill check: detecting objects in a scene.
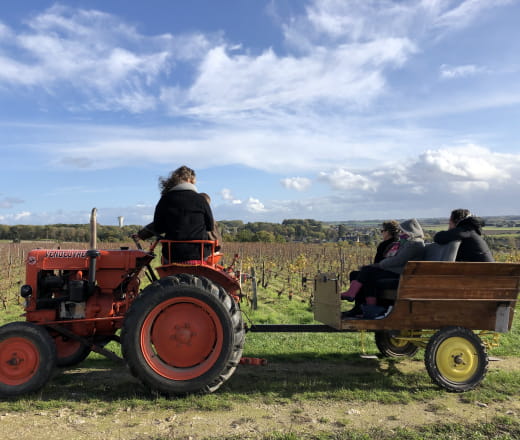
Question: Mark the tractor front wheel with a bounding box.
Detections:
[425,326,488,392]
[121,274,244,396]
[0,322,56,397]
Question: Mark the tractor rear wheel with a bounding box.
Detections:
[0,322,56,397]
[121,274,244,396]
[425,326,488,392]
[375,331,419,358]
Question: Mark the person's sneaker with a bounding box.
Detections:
[375,305,393,320]
[361,304,387,319]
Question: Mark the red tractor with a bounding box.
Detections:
[0,209,244,397]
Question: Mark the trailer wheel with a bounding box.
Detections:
[425,326,488,392]
[0,322,56,397]
[53,336,91,367]
[375,331,419,358]
[121,274,244,396]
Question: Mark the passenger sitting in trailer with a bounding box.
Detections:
[434,209,494,262]
[340,219,425,319]
[343,220,400,318]
[139,166,215,264]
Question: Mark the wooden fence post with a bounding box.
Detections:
[250,266,258,310]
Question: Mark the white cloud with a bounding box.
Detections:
[0,5,209,113]
[166,38,415,118]
[420,146,505,181]
[220,188,242,205]
[246,197,267,213]
[16,211,31,220]
[259,143,515,221]
[433,0,514,32]
[280,177,312,191]
[291,0,418,45]
[440,64,485,79]
[319,168,378,192]
[0,1,511,120]
[221,188,234,200]
[45,123,391,173]
[317,144,520,204]
[1,211,32,222]
[283,0,505,51]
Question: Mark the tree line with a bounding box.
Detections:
[0,224,141,243]
[0,219,372,244]
[0,218,517,250]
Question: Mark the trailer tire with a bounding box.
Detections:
[0,322,56,397]
[121,274,244,396]
[425,326,488,392]
[375,331,419,358]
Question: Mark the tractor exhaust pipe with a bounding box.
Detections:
[89,207,97,250]
[87,208,100,294]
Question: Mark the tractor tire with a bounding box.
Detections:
[121,274,244,396]
[53,334,113,368]
[54,335,91,367]
[0,322,56,397]
[375,331,419,358]
[425,326,488,392]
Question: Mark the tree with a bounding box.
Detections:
[255,231,276,242]
[236,229,255,242]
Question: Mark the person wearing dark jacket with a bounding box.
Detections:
[373,220,401,263]
[341,219,425,318]
[345,220,400,317]
[434,209,493,262]
[152,166,214,262]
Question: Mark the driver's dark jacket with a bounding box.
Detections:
[153,188,214,262]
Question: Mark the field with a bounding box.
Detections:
[0,240,519,439]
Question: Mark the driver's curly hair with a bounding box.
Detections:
[159,166,196,195]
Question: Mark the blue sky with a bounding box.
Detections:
[1,0,520,226]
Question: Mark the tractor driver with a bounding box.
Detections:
[144,166,215,263]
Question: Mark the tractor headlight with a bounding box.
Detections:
[20,285,32,298]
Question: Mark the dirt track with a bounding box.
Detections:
[1,358,519,440]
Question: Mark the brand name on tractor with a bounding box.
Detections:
[45,250,87,258]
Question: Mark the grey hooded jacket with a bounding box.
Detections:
[373,218,425,274]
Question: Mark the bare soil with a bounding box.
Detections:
[1,358,519,440]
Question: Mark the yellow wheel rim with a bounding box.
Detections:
[389,337,409,348]
[436,337,478,383]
